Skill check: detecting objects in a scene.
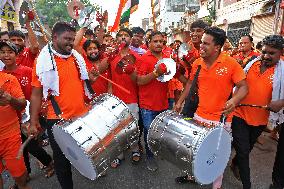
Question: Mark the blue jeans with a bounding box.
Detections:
[140,108,165,158]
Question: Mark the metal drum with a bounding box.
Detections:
[148,110,231,185]
[53,93,139,180]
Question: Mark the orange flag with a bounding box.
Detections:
[111,0,127,32]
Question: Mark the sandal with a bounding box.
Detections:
[111,158,122,168]
[9,184,19,189]
[132,151,141,164]
[175,175,196,184]
[45,161,54,178]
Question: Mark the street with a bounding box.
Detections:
[3,131,277,189]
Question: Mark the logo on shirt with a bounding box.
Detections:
[21,76,29,86]
[268,74,274,84]
[216,67,228,76]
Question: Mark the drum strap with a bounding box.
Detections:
[188,65,201,100]
[181,65,201,117]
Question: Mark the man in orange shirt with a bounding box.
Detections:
[137,31,170,172]
[0,72,30,189]
[29,22,94,189]
[231,35,284,189]
[174,27,248,188]
[233,35,260,68]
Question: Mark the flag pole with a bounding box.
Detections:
[151,0,157,31]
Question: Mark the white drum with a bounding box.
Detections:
[53,94,139,180]
[148,110,232,184]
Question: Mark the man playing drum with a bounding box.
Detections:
[231,35,284,189]
[137,31,170,171]
[29,22,96,189]
[174,26,248,189]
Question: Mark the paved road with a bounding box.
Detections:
[3,131,277,189]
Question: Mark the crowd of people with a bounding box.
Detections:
[0,11,283,189]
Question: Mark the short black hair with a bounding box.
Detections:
[145,29,153,34]
[256,41,262,50]
[262,35,284,50]
[103,34,112,38]
[190,19,209,31]
[82,39,101,52]
[131,27,145,35]
[174,40,182,44]
[52,21,76,38]
[85,29,94,36]
[116,28,133,38]
[204,26,226,47]
[241,34,253,43]
[148,31,163,42]
[0,31,8,38]
[8,30,25,40]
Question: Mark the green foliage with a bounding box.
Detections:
[35,0,97,27]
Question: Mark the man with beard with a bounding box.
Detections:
[29,22,95,189]
[130,27,146,55]
[137,31,169,172]
[174,27,248,188]
[74,27,111,96]
[98,28,141,168]
[230,35,284,189]
[233,35,260,68]
[8,12,39,68]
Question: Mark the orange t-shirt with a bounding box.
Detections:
[168,78,183,99]
[234,61,274,126]
[32,56,89,120]
[138,51,169,111]
[0,72,25,139]
[233,50,260,67]
[190,53,246,121]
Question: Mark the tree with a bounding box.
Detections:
[35,0,98,27]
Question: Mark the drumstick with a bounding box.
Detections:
[16,136,33,159]
[238,104,268,109]
[98,74,130,94]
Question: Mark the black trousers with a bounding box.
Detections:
[231,116,265,189]
[21,133,52,174]
[46,119,73,189]
[272,123,284,188]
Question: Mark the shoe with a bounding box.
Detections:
[146,158,158,172]
[269,183,284,189]
[175,175,196,184]
[230,163,241,181]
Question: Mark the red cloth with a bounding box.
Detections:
[2,65,32,100]
[16,47,38,68]
[137,51,169,111]
[162,46,173,57]
[84,56,110,96]
[109,50,140,104]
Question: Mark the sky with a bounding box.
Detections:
[90,0,151,27]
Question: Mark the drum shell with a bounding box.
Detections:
[148,111,207,172]
[147,110,231,184]
[53,94,139,180]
